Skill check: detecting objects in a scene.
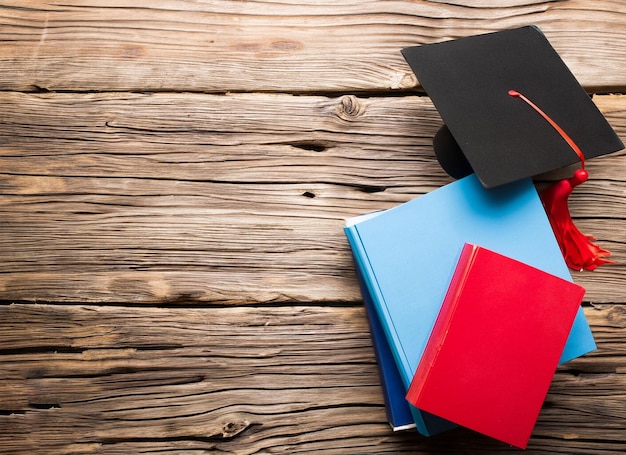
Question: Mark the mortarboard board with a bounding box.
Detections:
[401,26,624,189]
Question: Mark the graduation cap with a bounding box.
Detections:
[401,26,624,271]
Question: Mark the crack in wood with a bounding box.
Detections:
[290,141,328,152]
[29,402,61,410]
[0,346,85,356]
[98,421,257,445]
[0,410,27,415]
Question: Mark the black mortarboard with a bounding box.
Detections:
[402,26,624,189]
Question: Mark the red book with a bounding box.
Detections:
[406,243,585,449]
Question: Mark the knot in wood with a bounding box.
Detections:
[221,419,251,438]
[607,305,626,328]
[336,95,364,121]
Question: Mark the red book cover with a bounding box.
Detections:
[406,243,585,449]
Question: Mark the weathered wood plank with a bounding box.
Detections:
[1,93,625,304]
[1,3,623,454]
[0,303,624,454]
[0,0,624,93]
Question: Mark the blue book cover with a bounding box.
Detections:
[345,174,596,436]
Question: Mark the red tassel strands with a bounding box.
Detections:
[540,169,612,271]
[509,90,613,271]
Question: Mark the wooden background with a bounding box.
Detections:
[1,1,625,453]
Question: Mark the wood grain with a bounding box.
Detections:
[1,93,624,304]
[0,303,624,454]
[1,2,625,453]
[0,0,624,93]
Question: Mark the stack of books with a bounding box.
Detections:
[344,174,596,448]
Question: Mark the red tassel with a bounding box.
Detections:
[540,169,613,271]
[509,89,613,271]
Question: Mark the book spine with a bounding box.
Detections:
[406,243,479,407]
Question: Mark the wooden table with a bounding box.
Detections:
[1,1,625,453]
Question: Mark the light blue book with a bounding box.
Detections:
[344,174,596,436]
